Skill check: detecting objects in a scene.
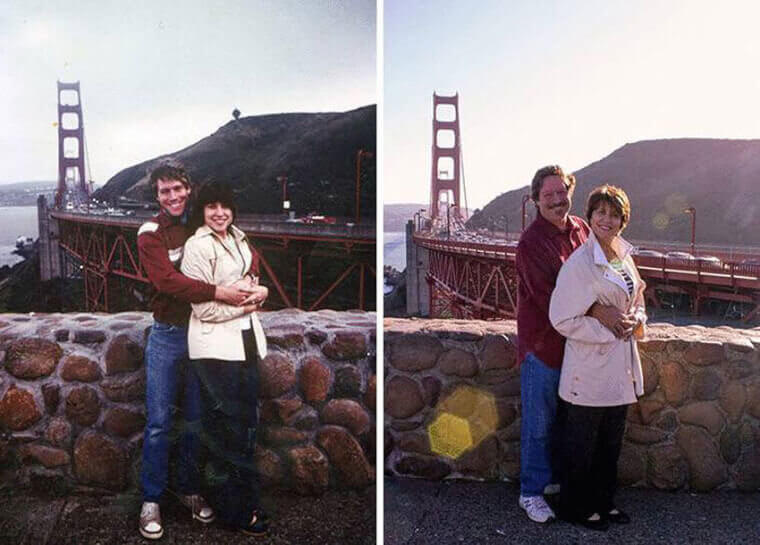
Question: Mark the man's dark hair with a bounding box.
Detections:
[149,162,191,197]
[190,182,238,231]
[530,165,576,203]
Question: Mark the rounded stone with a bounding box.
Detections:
[677,402,725,436]
[439,348,479,378]
[718,381,746,422]
[287,445,329,495]
[365,374,376,412]
[647,445,688,490]
[746,383,760,420]
[300,357,331,402]
[18,443,70,468]
[659,361,689,406]
[320,399,370,436]
[720,427,742,465]
[4,338,62,379]
[727,360,756,379]
[61,355,102,382]
[259,353,296,398]
[637,399,666,424]
[334,366,362,397]
[74,431,128,490]
[41,383,61,414]
[618,444,647,486]
[322,331,368,361]
[255,446,283,488]
[73,329,107,344]
[263,426,308,445]
[397,432,430,455]
[104,335,143,375]
[260,398,303,425]
[65,386,101,427]
[395,454,451,480]
[0,386,42,431]
[690,369,722,401]
[421,376,442,407]
[456,435,500,477]
[641,356,659,396]
[45,417,72,447]
[266,325,305,349]
[734,449,760,492]
[101,372,146,402]
[317,425,374,488]
[103,407,146,437]
[675,426,728,491]
[683,342,724,366]
[389,334,443,371]
[625,423,668,445]
[480,334,517,371]
[385,376,424,419]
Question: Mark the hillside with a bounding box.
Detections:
[467,139,760,245]
[94,106,376,218]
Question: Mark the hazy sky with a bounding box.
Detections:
[1,0,375,185]
[384,1,760,208]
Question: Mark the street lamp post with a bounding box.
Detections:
[521,195,531,231]
[355,149,373,224]
[684,206,696,256]
[417,208,425,231]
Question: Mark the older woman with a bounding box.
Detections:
[548,185,646,531]
[179,182,270,536]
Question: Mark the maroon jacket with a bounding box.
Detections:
[137,211,216,326]
[516,213,590,369]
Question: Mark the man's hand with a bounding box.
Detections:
[215,282,255,306]
[589,302,629,338]
[241,285,269,307]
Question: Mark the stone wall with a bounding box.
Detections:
[384,318,760,492]
[0,310,376,494]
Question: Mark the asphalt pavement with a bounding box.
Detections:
[385,477,760,545]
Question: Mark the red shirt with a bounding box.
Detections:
[516,213,590,369]
[137,211,216,326]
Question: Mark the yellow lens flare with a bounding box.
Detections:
[427,385,499,459]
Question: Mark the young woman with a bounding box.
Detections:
[180,182,270,536]
[549,185,646,531]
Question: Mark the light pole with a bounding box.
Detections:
[521,194,531,231]
[355,149,373,224]
[276,175,289,213]
[417,208,425,231]
[684,206,696,256]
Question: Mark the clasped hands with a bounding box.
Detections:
[216,276,269,311]
[589,303,640,340]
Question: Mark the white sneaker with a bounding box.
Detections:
[543,483,560,495]
[139,502,163,540]
[519,495,556,523]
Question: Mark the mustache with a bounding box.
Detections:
[549,200,570,210]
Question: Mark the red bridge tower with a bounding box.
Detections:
[429,93,462,221]
[55,81,89,208]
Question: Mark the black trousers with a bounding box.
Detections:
[558,400,628,521]
[190,329,260,528]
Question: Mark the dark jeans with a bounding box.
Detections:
[141,321,202,502]
[191,329,260,528]
[559,400,628,521]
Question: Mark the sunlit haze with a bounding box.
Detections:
[384,1,760,208]
[1,0,375,185]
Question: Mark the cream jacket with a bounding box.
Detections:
[180,224,267,361]
[549,232,646,407]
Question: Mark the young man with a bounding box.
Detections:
[515,165,628,523]
[137,163,255,540]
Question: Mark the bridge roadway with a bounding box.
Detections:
[413,232,760,321]
[48,210,375,312]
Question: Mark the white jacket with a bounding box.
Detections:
[180,224,267,361]
[549,232,646,406]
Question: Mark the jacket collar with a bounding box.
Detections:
[590,230,634,266]
[193,223,246,242]
[157,207,189,227]
[533,212,585,238]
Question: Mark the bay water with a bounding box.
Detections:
[0,206,38,267]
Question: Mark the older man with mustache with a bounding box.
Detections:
[515,165,625,524]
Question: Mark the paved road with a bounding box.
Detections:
[385,477,760,545]
[0,485,375,545]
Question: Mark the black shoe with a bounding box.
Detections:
[240,511,269,537]
[579,513,609,532]
[607,508,631,524]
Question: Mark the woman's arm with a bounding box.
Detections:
[549,260,618,344]
[180,238,250,323]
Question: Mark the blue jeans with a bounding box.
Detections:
[520,352,561,496]
[141,321,201,502]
